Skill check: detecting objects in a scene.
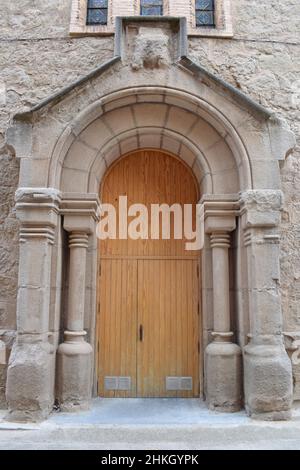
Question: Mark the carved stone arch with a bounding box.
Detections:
[50,87,253,195]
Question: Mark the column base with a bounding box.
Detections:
[246,409,292,421]
[6,336,54,422]
[56,331,93,412]
[205,334,243,412]
[244,340,293,420]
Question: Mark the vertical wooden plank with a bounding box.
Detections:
[98,259,137,397]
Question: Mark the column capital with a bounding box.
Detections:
[15,187,61,228]
[60,192,100,234]
[198,194,239,235]
[15,188,61,244]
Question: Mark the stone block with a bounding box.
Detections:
[250,289,283,336]
[213,168,240,194]
[61,167,89,193]
[120,136,139,156]
[166,107,198,135]
[78,119,113,151]
[18,239,51,288]
[205,341,243,412]
[248,243,281,289]
[179,144,196,167]
[64,140,98,172]
[6,122,32,159]
[251,160,281,190]
[139,133,161,150]
[268,117,296,162]
[187,119,221,154]
[132,103,168,128]
[205,139,237,173]
[103,142,121,167]
[18,158,49,188]
[17,287,51,335]
[161,135,181,156]
[6,339,54,422]
[244,342,293,420]
[104,107,135,135]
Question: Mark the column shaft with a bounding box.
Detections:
[67,232,89,332]
[211,233,231,334]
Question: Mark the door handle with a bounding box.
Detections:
[139,324,144,342]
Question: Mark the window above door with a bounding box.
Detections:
[69,0,233,37]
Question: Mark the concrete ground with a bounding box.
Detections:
[1,398,300,450]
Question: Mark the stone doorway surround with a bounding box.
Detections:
[4,17,296,422]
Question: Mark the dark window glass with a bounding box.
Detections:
[195,0,215,27]
[140,0,163,16]
[87,0,108,25]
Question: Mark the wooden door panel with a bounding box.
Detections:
[98,259,137,397]
[97,150,201,398]
[137,259,199,398]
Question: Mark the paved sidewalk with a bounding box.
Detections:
[1,399,300,450]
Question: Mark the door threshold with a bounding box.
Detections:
[48,398,247,426]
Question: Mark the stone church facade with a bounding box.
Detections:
[0,1,299,422]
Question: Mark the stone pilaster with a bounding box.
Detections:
[6,188,61,422]
[57,194,100,412]
[202,197,242,412]
[241,190,293,420]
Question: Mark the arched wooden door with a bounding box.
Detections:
[97,150,201,398]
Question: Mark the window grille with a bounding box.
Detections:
[195,0,215,27]
[86,0,108,25]
[140,0,163,16]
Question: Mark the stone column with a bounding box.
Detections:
[57,194,100,411]
[241,190,293,420]
[6,188,61,422]
[203,199,242,412]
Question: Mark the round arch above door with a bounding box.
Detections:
[97,149,202,398]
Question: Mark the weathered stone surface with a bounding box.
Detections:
[6,339,54,422]
[244,342,293,420]
[131,27,170,70]
[56,338,93,412]
[205,341,243,412]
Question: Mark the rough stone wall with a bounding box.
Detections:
[0,0,299,403]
